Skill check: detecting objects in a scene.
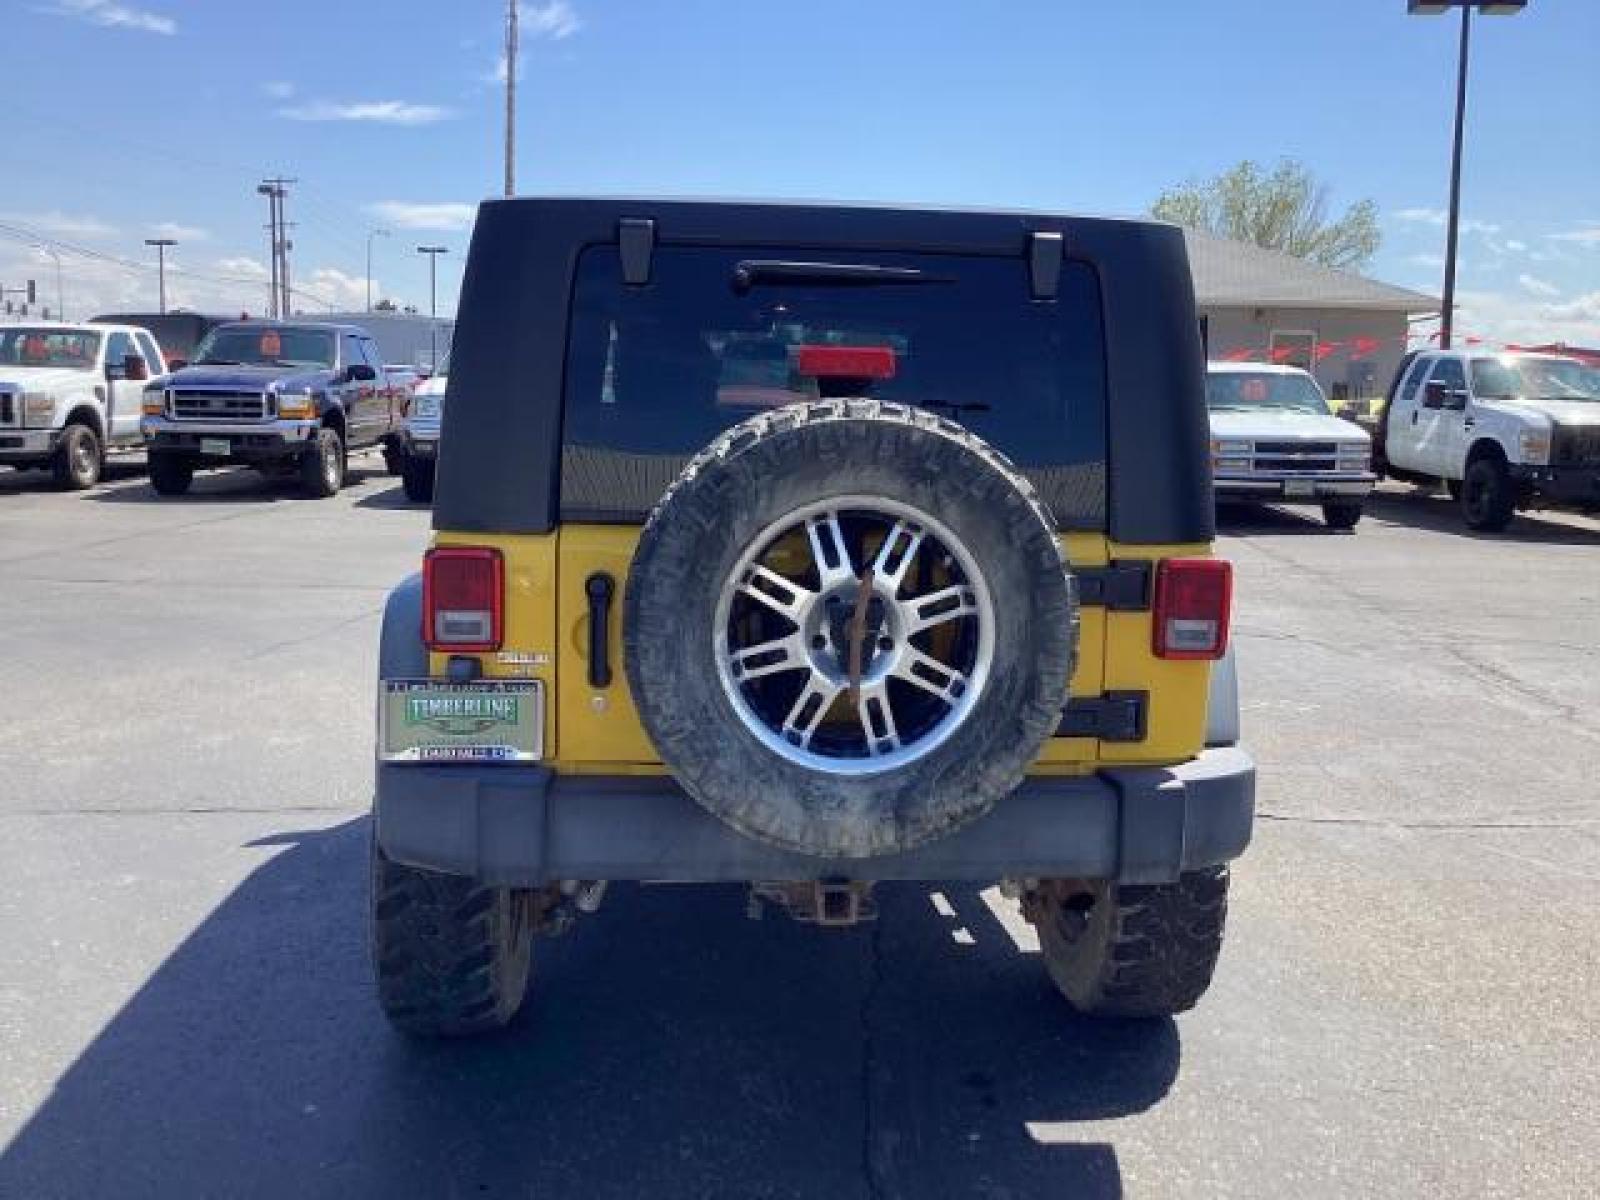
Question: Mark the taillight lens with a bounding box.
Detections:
[423,546,503,651]
[1153,558,1232,660]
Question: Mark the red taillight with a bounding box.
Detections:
[1152,558,1232,660]
[796,345,897,380]
[423,546,504,652]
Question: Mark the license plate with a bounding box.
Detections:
[200,437,230,457]
[378,680,543,763]
[1284,479,1316,498]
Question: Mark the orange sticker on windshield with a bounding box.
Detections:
[259,331,282,358]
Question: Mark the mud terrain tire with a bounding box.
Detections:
[625,399,1077,859]
[1029,867,1229,1018]
[371,841,533,1037]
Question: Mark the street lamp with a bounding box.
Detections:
[1407,0,1528,349]
[417,245,448,368]
[144,237,177,314]
[366,228,390,312]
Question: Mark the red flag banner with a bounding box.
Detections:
[1314,341,1340,362]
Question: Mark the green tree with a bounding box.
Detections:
[1152,159,1380,271]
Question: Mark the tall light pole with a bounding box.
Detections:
[417,246,448,368]
[144,237,177,314]
[366,228,390,311]
[1407,1,1528,349]
[39,246,64,321]
[504,0,518,197]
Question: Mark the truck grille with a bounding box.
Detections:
[169,390,269,421]
[0,392,16,427]
[1553,426,1600,466]
[1254,440,1337,456]
[1256,454,1337,472]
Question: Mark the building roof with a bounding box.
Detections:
[1183,228,1437,313]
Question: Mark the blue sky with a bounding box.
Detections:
[3,0,1596,345]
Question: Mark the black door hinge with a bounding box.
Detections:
[1077,561,1152,611]
[1057,691,1147,742]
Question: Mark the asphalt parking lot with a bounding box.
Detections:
[1,460,1597,1199]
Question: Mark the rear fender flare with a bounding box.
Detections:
[1205,642,1240,748]
[379,573,427,680]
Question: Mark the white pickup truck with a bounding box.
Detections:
[1379,349,1600,531]
[1205,362,1376,529]
[0,322,167,489]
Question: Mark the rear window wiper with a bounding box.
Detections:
[732,260,952,292]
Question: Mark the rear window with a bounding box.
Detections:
[560,245,1108,529]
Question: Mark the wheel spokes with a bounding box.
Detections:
[906,584,980,635]
[729,633,808,681]
[780,671,845,748]
[855,679,901,755]
[804,512,856,590]
[737,564,815,623]
[891,646,969,704]
[870,519,924,596]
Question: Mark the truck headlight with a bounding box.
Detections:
[22,392,57,427]
[1518,429,1551,464]
[1211,440,1251,456]
[141,387,166,416]
[276,390,316,419]
[1214,457,1251,472]
[1337,442,1371,469]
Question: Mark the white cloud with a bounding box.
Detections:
[278,100,452,125]
[148,221,208,242]
[39,0,174,35]
[301,268,369,312]
[523,1,580,40]
[1517,274,1560,298]
[366,201,477,232]
[262,81,295,99]
[1547,224,1600,246]
[214,257,269,278]
[1406,253,1445,269]
[1462,219,1501,236]
[1454,288,1600,349]
[1395,207,1446,226]
[0,209,118,239]
[1504,239,1527,253]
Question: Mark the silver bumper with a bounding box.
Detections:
[0,428,60,460]
[1214,473,1376,500]
[141,416,318,441]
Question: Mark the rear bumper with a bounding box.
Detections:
[0,428,60,463]
[374,746,1256,887]
[1511,463,1600,508]
[1214,472,1375,500]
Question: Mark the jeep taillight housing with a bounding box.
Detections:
[423,546,504,652]
[1152,558,1232,660]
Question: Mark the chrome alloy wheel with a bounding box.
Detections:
[712,496,995,775]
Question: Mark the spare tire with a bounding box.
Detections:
[624,399,1077,859]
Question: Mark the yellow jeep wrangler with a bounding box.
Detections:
[371,198,1254,1036]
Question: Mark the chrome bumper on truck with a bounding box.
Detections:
[142,416,319,464]
[0,428,60,462]
[1214,471,1376,500]
[375,749,1255,887]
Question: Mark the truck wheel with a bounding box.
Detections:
[1461,457,1515,532]
[625,399,1077,859]
[1026,867,1229,1018]
[401,456,435,504]
[1322,501,1362,530]
[52,422,102,490]
[382,441,404,476]
[147,453,195,496]
[300,426,345,497]
[1445,479,1463,501]
[370,840,533,1037]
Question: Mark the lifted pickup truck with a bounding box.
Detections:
[1379,349,1600,530]
[0,322,168,489]
[140,320,404,497]
[371,198,1254,1037]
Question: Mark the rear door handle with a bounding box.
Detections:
[585,573,615,688]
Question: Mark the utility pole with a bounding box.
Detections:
[366,228,390,312]
[504,0,518,197]
[417,246,448,368]
[144,238,177,314]
[257,177,296,318]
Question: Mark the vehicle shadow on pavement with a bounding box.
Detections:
[1361,489,1600,545]
[0,817,1174,1200]
[1214,503,1332,536]
[83,464,397,505]
[353,482,425,511]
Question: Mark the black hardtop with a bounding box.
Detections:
[437,196,1212,544]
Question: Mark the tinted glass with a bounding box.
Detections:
[1471,356,1600,403]
[194,326,336,368]
[1205,370,1329,414]
[1429,358,1467,390]
[105,332,136,368]
[134,333,162,370]
[561,246,1109,528]
[1399,355,1431,403]
[0,327,101,369]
